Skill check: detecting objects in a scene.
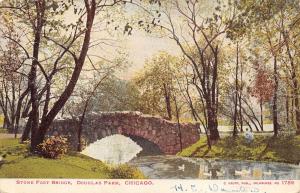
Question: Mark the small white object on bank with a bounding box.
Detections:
[178,164,185,171]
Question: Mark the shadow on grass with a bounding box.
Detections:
[257,137,274,160]
[191,144,207,157]
[268,136,300,163]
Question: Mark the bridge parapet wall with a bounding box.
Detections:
[49,111,200,154]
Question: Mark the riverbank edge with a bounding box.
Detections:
[0,138,145,179]
[177,135,300,165]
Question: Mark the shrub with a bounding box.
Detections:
[109,164,145,179]
[37,136,68,159]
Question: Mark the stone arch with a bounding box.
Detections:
[123,134,163,156]
[49,111,200,155]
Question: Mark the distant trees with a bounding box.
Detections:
[0,14,29,137]
[250,68,274,132]
[91,77,140,112]
[233,0,300,135]
[67,75,140,116]
[133,52,179,120]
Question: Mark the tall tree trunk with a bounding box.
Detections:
[260,99,264,131]
[14,88,30,138]
[292,97,295,126]
[239,94,243,132]
[295,97,300,134]
[233,42,239,136]
[174,96,182,152]
[29,0,45,151]
[273,56,279,136]
[163,83,172,120]
[1,94,9,129]
[10,81,16,134]
[185,83,211,148]
[208,46,220,142]
[21,114,32,142]
[77,104,87,152]
[31,0,97,151]
[286,93,289,125]
[239,55,243,132]
[281,23,300,134]
[207,103,219,141]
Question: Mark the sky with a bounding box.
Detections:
[118,0,217,80]
[85,24,181,80]
[84,1,184,80]
[121,31,181,79]
[0,0,182,81]
[0,0,207,80]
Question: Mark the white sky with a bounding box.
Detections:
[121,31,180,79]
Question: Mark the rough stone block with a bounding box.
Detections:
[49,111,200,155]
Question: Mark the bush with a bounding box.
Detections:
[109,164,145,179]
[37,136,68,159]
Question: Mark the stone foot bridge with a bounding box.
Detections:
[49,111,200,155]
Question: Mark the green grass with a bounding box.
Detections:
[0,138,144,179]
[178,135,300,164]
[0,128,7,133]
[0,115,4,127]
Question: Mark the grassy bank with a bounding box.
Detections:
[178,135,300,164]
[0,138,144,178]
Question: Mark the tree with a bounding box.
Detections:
[156,0,237,141]
[228,0,300,135]
[0,0,134,151]
[233,42,240,136]
[90,77,140,112]
[0,13,30,136]
[250,68,274,131]
[133,52,179,120]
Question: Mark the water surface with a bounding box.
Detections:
[129,155,300,179]
[81,134,300,179]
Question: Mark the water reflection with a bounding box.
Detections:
[81,134,142,164]
[129,156,300,179]
[80,134,300,179]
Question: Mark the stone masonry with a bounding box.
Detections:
[49,111,200,154]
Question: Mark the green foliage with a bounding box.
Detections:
[0,138,144,179]
[92,76,141,112]
[66,75,142,116]
[37,136,68,159]
[133,51,181,118]
[108,164,145,179]
[178,135,300,164]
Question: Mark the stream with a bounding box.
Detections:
[128,155,300,179]
[81,134,300,179]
